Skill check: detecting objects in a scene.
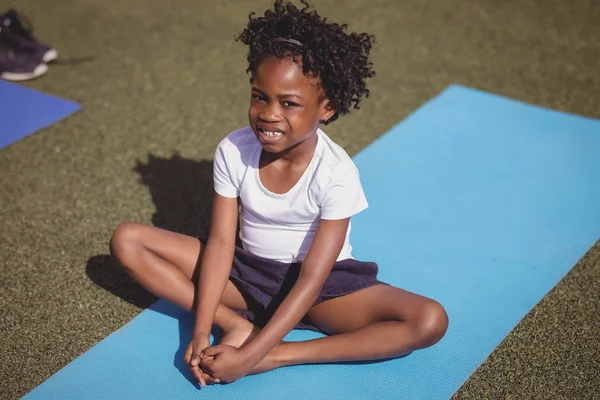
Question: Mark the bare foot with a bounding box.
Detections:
[216,309,286,349]
[218,314,260,348]
[210,307,286,375]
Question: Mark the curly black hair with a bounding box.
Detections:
[236,0,376,125]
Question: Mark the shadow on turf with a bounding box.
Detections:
[86,152,214,309]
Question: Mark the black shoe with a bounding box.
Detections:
[0,25,47,81]
[1,9,57,63]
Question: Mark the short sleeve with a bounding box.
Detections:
[213,139,239,198]
[320,163,368,220]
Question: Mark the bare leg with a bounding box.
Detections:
[110,222,248,312]
[110,224,448,375]
[110,223,274,373]
[110,222,263,346]
[248,285,448,374]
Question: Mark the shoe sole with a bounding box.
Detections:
[43,48,58,63]
[1,63,48,81]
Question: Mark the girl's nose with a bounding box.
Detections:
[259,102,281,122]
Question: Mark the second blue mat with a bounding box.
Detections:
[24,85,600,399]
[0,80,81,149]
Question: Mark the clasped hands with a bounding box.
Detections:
[184,334,254,387]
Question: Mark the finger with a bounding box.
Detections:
[190,344,204,367]
[183,343,193,364]
[201,345,225,358]
[200,354,216,362]
[189,363,203,382]
[201,370,221,385]
[192,366,206,388]
[199,358,215,375]
[196,363,221,385]
[200,359,222,384]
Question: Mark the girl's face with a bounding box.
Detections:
[248,55,334,155]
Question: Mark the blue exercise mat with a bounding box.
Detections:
[24,85,600,399]
[0,80,81,149]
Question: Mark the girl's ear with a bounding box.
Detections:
[319,100,336,123]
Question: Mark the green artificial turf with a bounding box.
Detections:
[1,0,598,398]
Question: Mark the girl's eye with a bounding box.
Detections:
[252,94,266,102]
[283,101,300,107]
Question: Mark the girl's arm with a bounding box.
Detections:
[193,192,239,337]
[241,217,350,364]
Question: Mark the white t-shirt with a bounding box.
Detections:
[213,126,368,263]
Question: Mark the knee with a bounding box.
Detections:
[109,222,143,265]
[412,300,449,348]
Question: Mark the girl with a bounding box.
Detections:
[110,0,448,386]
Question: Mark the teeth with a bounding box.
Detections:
[262,130,282,137]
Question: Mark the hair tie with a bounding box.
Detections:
[269,37,303,47]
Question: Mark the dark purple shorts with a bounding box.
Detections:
[229,246,388,332]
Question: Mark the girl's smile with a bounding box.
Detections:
[256,126,284,144]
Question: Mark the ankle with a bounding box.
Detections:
[213,304,229,326]
[268,343,290,368]
[249,344,286,375]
